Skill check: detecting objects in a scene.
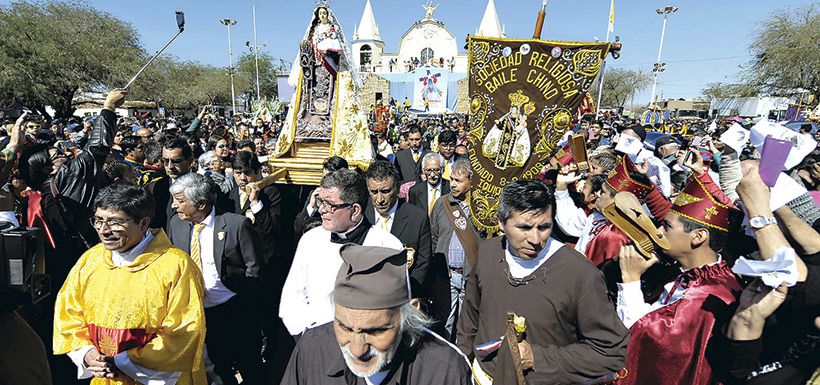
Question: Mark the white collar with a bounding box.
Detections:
[504,237,563,278]
[336,217,365,239]
[112,230,154,266]
[198,207,216,228]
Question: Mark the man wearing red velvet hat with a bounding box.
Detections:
[572,155,662,266]
[614,173,744,385]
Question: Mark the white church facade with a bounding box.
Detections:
[351,0,505,113]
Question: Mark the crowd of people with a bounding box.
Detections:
[1,87,819,385]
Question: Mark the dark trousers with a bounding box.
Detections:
[205,295,265,385]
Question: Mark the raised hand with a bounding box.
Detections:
[618,245,658,283]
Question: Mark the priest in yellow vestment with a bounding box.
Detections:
[53,184,206,385]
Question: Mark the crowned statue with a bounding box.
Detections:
[270,1,373,181]
[482,91,534,169]
[293,4,347,140]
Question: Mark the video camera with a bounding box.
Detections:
[0,226,50,306]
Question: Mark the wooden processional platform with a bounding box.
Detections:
[266,141,330,186]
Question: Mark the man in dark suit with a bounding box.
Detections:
[408,152,450,216]
[394,124,428,183]
[167,173,265,385]
[364,160,450,336]
[229,151,296,383]
[159,137,195,230]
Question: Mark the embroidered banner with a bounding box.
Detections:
[467,37,611,233]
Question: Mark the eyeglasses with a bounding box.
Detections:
[162,157,187,165]
[26,124,41,130]
[90,216,132,231]
[316,198,352,212]
[423,168,442,174]
[216,144,228,148]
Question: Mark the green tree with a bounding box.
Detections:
[700,82,758,102]
[590,68,653,108]
[0,1,145,118]
[746,4,820,100]
[235,52,289,101]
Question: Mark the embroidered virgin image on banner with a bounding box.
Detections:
[466,36,611,233]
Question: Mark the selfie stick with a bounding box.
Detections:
[123,11,185,90]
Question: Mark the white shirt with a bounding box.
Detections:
[616,260,721,329]
[574,211,608,257]
[554,189,587,238]
[504,237,563,279]
[67,231,181,385]
[195,208,236,308]
[279,225,403,335]
[372,202,398,231]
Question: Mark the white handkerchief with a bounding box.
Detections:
[720,123,750,154]
[615,134,643,156]
[732,247,799,288]
[769,173,807,211]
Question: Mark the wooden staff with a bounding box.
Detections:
[533,0,548,39]
[246,167,289,194]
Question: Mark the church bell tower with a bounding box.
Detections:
[352,0,384,72]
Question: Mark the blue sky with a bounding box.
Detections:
[18,0,818,103]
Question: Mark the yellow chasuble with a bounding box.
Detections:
[53,229,207,385]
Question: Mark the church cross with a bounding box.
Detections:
[704,206,718,220]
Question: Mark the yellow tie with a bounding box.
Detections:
[379,215,390,231]
[442,161,451,180]
[240,191,248,209]
[412,151,420,163]
[428,188,438,215]
[190,223,206,270]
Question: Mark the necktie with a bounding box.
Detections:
[379,215,390,231]
[443,161,451,180]
[190,223,206,271]
[412,151,420,163]
[428,188,438,215]
[239,191,248,209]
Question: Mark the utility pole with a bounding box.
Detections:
[220,18,238,115]
[252,6,261,99]
[648,6,677,107]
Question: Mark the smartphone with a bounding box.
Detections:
[759,136,792,187]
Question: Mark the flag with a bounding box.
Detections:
[467,36,612,234]
[608,0,615,33]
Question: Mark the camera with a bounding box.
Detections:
[0,226,50,306]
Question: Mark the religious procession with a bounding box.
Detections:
[1,0,819,384]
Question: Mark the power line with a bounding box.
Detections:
[614,54,750,68]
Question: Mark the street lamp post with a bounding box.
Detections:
[246,6,267,101]
[648,5,677,107]
[220,18,238,116]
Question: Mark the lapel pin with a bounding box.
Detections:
[218,231,225,241]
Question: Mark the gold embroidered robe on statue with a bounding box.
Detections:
[53,230,206,385]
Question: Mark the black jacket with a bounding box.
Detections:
[167,210,264,298]
[36,109,114,281]
[395,148,428,183]
[408,180,451,215]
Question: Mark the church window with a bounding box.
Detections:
[420,47,434,64]
[360,44,372,70]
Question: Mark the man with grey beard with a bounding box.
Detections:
[281,245,472,384]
